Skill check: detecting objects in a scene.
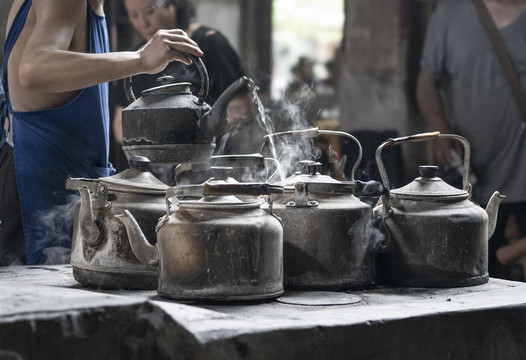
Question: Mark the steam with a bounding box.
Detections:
[34,194,79,265]
[213,80,323,180]
[263,83,322,179]
[279,82,317,131]
[348,213,387,254]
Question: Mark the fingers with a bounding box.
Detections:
[162,39,203,63]
[158,29,203,56]
[156,29,203,65]
[161,29,200,47]
[138,29,204,73]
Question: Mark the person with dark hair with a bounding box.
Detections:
[0,0,203,265]
[111,0,252,177]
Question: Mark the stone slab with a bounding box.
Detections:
[1,265,526,359]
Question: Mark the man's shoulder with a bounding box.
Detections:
[33,0,86,16]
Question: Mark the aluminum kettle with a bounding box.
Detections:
[65,156,167,289]
[373,132,505,287]
[116,181,285,301]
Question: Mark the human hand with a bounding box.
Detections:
[497,237,526,265]
[429,125,462,165]
[137,29,203,74]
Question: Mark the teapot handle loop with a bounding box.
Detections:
[123,53,210,104]
[318,130,362,182]
[185,53,209,103]
[376,132,471,211]
[263,128,363,182]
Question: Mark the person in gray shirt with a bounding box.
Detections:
[417,0,526,281]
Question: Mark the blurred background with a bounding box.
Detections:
[0,0,442,185]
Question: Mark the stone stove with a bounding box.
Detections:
[1,265,526,359]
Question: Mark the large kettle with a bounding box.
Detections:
[264,128,384,289]
[122,54,255,163]
[65,156,167,289]
[116,181,285,301]
[373,132,505,287]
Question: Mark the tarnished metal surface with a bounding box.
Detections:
[373,133,504,287]
[122,55,255,164]
[156,205,283,301]
[374,198,490,287]
[271,193,375,289]
[119,182,285,301]
[69,191,164,290]
[67,174,166,290]
[123,143,216,164]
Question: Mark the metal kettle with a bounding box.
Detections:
[116,181,285,301]
[122,54,256,164]
[263,128,384,289]
[373,132,505,287]
[66,156,168,289]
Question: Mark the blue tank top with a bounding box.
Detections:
[1,0,115,264]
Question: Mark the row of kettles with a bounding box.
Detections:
[67,128,504,302]
[66,57,504,301]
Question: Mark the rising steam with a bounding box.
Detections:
[34,194,79,265]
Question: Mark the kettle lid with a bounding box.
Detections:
[141,81,192,96]
[391,165,468,200]
[281,161,341,186]
[175,179,262,209]
[100,156,168,194]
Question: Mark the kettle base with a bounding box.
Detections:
[376,274,489,288]
[157,289,285,302]
[123,143,215,164]
[72,266,158,290]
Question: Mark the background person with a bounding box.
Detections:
[416,0,526,281]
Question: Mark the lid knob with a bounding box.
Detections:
[418,165,439,178]
[307,162,322,175]
[299,160,322,175]
[211,166,233,180]
[157,75,175,85]
[129,156,151,172]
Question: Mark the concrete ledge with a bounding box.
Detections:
[1,265,526,359]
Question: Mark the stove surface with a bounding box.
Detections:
[1,265,526,359]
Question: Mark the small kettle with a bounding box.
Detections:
[65,156,168,289]
[122,54,256,164]
[373,132,505,287]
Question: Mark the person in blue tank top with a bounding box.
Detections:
[0,0,203,265]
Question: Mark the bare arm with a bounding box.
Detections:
[416,68,456,164]
[496,237,526,265]
[18,0,203,93]
[112,105,124,144]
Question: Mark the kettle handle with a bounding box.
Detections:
[185,53,209,103]
[263,128,363,181]
[123,53,210,104]
[375,132,471,192]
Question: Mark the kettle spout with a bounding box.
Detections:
[202,76,256,139]
[115,210,159,267]
[485,191,506,239]
[77,187,101,246]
